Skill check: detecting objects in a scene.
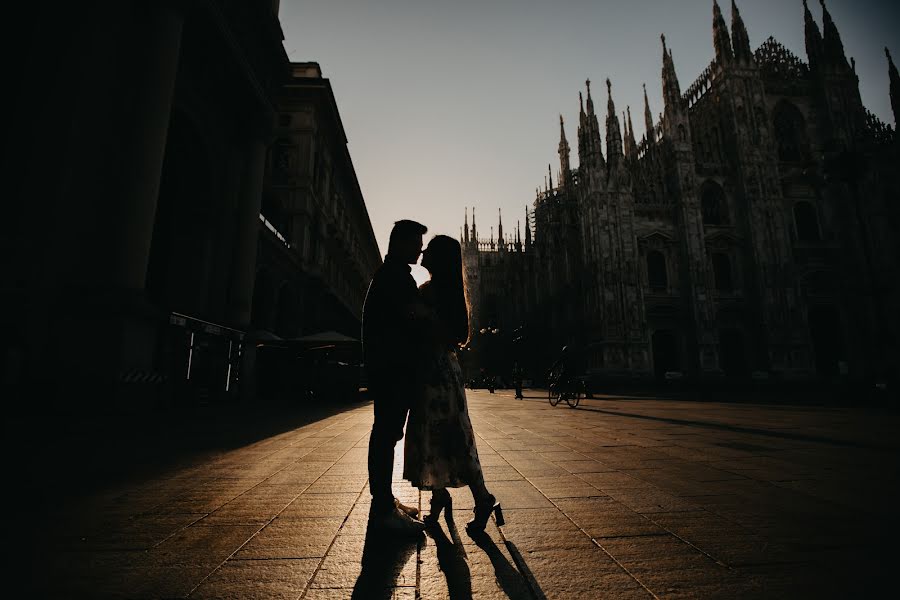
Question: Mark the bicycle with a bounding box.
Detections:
[547,371,585,408]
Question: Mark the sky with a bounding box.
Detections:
[278,0,898,283]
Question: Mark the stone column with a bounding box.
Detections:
[230,136,270,404]
[109,2,185,290]
[229,137,269,328]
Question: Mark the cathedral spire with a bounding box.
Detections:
[820,0,850,71]
[464,207,469,244]
[498,208,503,248]
[548,164,553,190]
[730,0,752,64]
[888,47,900,128]
[577,91,586,158]
[579,79,606,173]
[524,206,532,249]
[713,0,733,66]
[643,83,655,143]
[661,34,683,115]
[624,106,637,158]
[585,78,595,115]
[605,78,623,160]
[471,207,477,242]
[803,0,824,72]
[559,114,571,185]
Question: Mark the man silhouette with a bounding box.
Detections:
[362,220,428,534]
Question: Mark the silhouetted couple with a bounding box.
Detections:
[362,220,503,536]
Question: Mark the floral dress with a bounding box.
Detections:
[403,289,483,490]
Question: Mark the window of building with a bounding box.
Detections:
[647,251,667,291]
[794,201,820,242]
[773,101,809,162]
[701,181,727,225]
[712,253,733,292]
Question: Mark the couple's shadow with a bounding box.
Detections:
[352,511,534,600]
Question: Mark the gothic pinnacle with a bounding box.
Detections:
[713,0,733,65]
[887,47,899,127]
[730,0,752,63]
[820,0,850,70]
[803,0,824,72]
[585,78,595,114]
[643,83,655,142]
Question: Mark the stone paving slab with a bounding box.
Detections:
[28,390,900,598]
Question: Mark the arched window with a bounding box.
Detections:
[712,253,733,292]
[647,251,668,291]
[773,101,809,162]
[677,124,687,142]
[794,201,820,242]
[701,181,727,225]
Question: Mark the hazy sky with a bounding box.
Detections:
[279,0,898,282]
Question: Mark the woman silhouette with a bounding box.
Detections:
[403,235,503,533]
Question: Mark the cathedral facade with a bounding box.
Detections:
[462,1,899,388]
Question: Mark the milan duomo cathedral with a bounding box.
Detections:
[461,1,899,387]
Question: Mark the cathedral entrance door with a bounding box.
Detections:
[808,305,843,376]
[651,330,679,380]
[719,329,747,378]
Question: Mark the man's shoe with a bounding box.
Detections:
[395,498,420,518]
[369,506,425,536]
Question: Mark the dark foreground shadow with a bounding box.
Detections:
[351,521,421,600]
[12,398,368,507]
[428,523,473,600]
[467,528,539,600]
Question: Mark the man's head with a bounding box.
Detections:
[388,219,427,265]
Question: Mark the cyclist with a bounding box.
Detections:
[548,345,574,390]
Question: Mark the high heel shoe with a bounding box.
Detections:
[424,489,452,525]
[466,494,505,533]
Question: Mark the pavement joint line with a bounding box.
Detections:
[573,405,893,450]
[491,402,850,569]
[182,413,370,599]
[474,429,661,600]
[298,484,369,600]
[144,413,350,521]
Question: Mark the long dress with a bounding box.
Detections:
[403,286,484,490]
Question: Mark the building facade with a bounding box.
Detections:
[2,3,380,409]
[257,63,381,343]
[463,1,899,388]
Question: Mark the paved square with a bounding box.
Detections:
[31,390,899,598]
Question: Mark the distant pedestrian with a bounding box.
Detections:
[513,362,524,399]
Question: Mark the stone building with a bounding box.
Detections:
[2,2,380,408]
[463,1,899,387]
[251,62,382,400]
[256,62,381,342]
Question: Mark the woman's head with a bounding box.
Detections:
[421,235,469,344]
[421,235,462,279]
